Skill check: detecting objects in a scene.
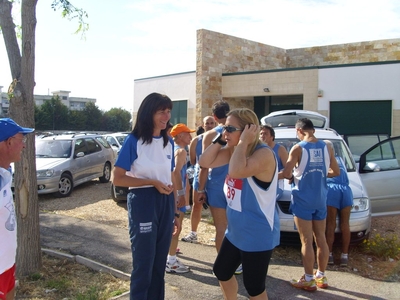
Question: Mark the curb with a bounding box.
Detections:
[109,290,130,300]
[42,248,130,298]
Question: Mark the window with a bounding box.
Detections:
[345,134,389,163]
[74,139,87,156]
[96,136,112,149]
[170,100,187,125]
[365,138,400,171]
[86,138,101,154]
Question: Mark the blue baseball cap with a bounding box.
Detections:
[0,118,35,142]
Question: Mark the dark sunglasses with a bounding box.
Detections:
[223,125,243,133]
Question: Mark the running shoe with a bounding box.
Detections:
[290,275,317,291]
[314,274,328,289]
[234,264,243,275]
[328,254,334,265]
[181,232,198,243]
[165,259,190,274]
[340,256,348,267]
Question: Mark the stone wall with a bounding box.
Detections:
[197,31,400,125]
[196,29,286,124]
[287,39,400,67]
[393,110,400,137]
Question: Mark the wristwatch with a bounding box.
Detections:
[212,133,227,146]
[174,213,180,218]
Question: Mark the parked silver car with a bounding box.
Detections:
[103,132,129,156]
[260,110,329,129]
[35,133,115,197]
[357,136,400,216]
[104,132,130,202]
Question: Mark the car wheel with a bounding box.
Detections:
[55,173,73,197]
[99,162,111,183]
[111,184,128,203]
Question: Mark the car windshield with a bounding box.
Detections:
[275,138,356,172]
[263,112,327,129]
[36,140,72,158]
[116,135,127,144]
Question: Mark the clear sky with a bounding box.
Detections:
[1,0,400,112]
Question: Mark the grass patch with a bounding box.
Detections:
[16,254,129,300]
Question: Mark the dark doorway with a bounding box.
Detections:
[254,95,303,121]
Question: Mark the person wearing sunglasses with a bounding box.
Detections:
[199,108,280,300]
[0,118,34,300]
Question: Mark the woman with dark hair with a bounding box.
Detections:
[112,92,180,300]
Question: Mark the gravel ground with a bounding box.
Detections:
[39,179,400,281]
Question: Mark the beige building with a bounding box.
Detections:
[34,90,96,111]
[0,88,96,116]
[134,29,400,138]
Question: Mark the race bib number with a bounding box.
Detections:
[224,175,243,212]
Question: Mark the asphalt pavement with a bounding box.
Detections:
[40,212,399,300]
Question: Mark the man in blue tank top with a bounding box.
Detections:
[197,101,230,255]
[280,118,339,291]
[166,123,195,274]
[181,116,215,243]
[260,124,288,200]
[324,140,353,267]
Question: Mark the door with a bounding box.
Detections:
[73,138,92,181]
[85,138,103,177]
[358,136,400,216]
[254,95,303,121]
[330,100,392,136]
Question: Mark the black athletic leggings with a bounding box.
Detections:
[213,237,273,297]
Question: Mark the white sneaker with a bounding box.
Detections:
[235,264,243,275]
[181,232,198,243]
[165,259,190,274]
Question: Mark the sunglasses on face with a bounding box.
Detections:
[223,125,243,133]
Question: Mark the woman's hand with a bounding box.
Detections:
[154,181,173,195]
[240,124,259,145]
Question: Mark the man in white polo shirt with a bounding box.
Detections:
[0,118,34,300]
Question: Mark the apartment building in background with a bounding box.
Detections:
[0,87,96,116]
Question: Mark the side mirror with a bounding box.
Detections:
[75,152,85,158]
[363,162,381,172]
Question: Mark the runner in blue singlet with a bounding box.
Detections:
[280,118,340,292]
[200,108,279,299]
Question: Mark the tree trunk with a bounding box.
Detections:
[0,0,42,276]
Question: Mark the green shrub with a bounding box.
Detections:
[362,233,400,260]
